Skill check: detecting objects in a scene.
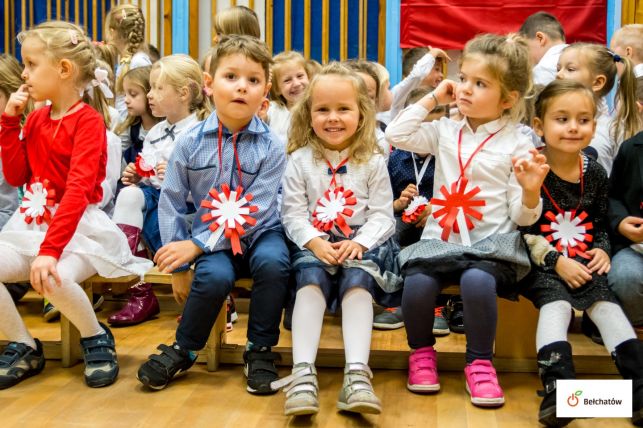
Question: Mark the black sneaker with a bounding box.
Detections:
[448,296,465,334]
[80,323,119,388]
[6,284,29,303]
[0,339,45,389]
[137,342,196,390]
[243,347,281,395]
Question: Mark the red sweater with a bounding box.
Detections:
[0,104,107,259]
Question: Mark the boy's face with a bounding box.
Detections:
[210,53,269,130]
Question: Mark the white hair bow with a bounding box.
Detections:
[85,67,114,99]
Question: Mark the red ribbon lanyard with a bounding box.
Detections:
[217,123,244,186]
[542,156,584,214]
[326,157,350,188]
[456,127,501,183]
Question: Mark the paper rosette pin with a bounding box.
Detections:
[312,187,356,237]
[430,177,485,244]
[20,178,56,225]
[402,196,429,224]
[134,150,157,178]
[200,184,258,255]
[540,210,593,259]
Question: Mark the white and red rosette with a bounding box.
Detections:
[540,210,593,259]
[134,149,157,178]
[402,196,429,224]
[312,187,356,237]
[20,178,56,225]
[430,177,485,244]
[200,184,258,255]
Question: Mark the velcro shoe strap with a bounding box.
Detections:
[149,353,180,370]
[345,372,373,388]
[345,362,373,378]
[84,351,115,364]
[82,337,115,352]
[155,344,187,364]
[285,382,318,398]
[270,364,315,391]
[343,380,375,398]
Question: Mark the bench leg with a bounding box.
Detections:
[61,282,93,368]
[494,297,538,360]
[205,303,227,372]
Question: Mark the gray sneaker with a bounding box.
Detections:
[432,306,450,336]
[337,363,382,414]
[373,307,404,330]
[272,363,319,416]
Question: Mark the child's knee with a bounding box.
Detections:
[114,186,145,210]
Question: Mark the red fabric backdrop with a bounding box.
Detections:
[400,0,607,50]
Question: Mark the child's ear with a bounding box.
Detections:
[637,100,643,114]
[535,31,548,47]
[591,74,607,93]
[58,59,74,79]
[532,116,545,138]
[203,71,213,89]
[179,85,190,101]
[501,90,519,110]
[625,46,634,59]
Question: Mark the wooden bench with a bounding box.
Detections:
[5,270,617,375]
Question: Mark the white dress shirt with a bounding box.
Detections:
[386,104,542,246]
[281,146,395,251]
[139,113,198,189]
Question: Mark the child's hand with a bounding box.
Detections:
[30,255,61,295]
[5,84,30,117]
[170,270,193,305]
[154,240,204,274]
[618,216,643,244]
[432,80,457,105]
[331,240,367,264]
[428,47,451,62]
[122,162,142,186]
[586,248,611,275]
[156,161,167,181]
[554,255,592,289]
[513,148,550,208]
[305,237,339,265]
[415,204,431,228]
[393,184,418,212]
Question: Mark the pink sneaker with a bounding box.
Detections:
[464,359,505,407]
[407,346,440,392]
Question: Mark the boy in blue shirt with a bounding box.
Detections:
[137,35,290,394]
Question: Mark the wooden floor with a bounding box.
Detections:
[0,295,633,428]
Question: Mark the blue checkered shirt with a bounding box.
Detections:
[159,113,286,260]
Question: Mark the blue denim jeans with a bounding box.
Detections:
[608,247,643,326]
[176,229,290,350]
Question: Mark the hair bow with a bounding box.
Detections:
[68,30,79,45]
[85,67,114,99]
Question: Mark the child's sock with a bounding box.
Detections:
[341,287,373,365]
[0,284,37,349]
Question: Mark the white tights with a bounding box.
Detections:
[292,285,373,365]
[111,185,145,228]
[0,246,103,349]
[537,300,636,353]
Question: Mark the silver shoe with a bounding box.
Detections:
[271,363,319,416]
[337,363,382,414]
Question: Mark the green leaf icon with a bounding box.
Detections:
[575,390,583,396]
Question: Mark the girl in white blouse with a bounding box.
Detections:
[277,63,400,416]
[386,34,549,407]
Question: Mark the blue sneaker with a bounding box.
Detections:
[373,307,404,330]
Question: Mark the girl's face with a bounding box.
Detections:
[311,75,360,152]
[123,77,149,117]
[556,49,595,89]
[456,58,515,129]
[533,92,596,155]
[423,61,444,89]
[355,72,378,105]
[276,62,309,106]
[20,37,60,102]
[378,78,393,111]
[147,68,184,121]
